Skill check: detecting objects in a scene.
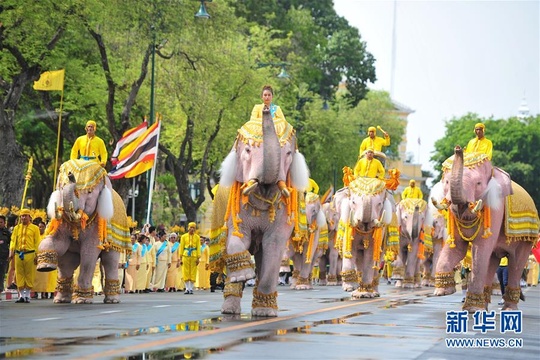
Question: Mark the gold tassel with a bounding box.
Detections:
[344,223,353,259]
[372,226,383,266]
[446,211,456,248]
[305,222,317,264]
[482,206,492,238]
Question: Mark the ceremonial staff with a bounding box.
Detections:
[20,157,33,211]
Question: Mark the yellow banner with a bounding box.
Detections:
[33,69,65,91]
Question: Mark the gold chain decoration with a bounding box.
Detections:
[503,286,521,304]
[56,277,73,294]
[356,270,363,283]
[358,282,374,293]
[223,282,244,298]
[250,191,281,223]
[73,286,94,299]
[372,275,379,287]
[252,288,278,310]
[463,292,486,310]
[104,279,121,296]
[341,269,357,283]
[37,250,58,267]
[403,276,414,286]
[455,215,483,242]
[225,250,253,273]
[435,271,456,288]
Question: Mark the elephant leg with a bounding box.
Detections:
[225,233,255,283]
[403,244,418,289]
[54,252,79,303]
[289,252,302,288]
[294,245,316,290]
[434,238,468,296]
[37,231,70,271]
[221,282,243,315]
[73,249,99,304]
[352,247,376,299]
[483,254,501,308]
[341,256,357,292]
[101,251,121,304]
[327,249,339,285]
[251,242,282,317]
[502,241,533,310]
[318,255,328,286]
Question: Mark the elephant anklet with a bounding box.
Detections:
[341,269,357,283]
[225,250,253,273]
[434,271,455,288]
[252,288,278,310]
[503,286,521,304]
[223,282,243,298]
[104,279,121,296]
[73,286,94,300]
[463,292,486,310]
[57,277,74,294]
[37,250,58,267]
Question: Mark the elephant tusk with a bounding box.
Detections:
[431,198,448,210]
[471,199,483,214]
[241,179,258,195]
[375,210,386,227]
[277,180,290,198]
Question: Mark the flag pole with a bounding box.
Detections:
[145,117,161,225]
[52,88,64,191]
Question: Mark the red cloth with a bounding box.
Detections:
[532,244,540,263]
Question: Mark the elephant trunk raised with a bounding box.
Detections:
[450,146,467,206]
[261,108,280,185]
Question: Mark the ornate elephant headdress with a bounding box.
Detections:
[57,159,108,193]
[236,117,295,147]
[442,153,489,172]
[349,177,386,196]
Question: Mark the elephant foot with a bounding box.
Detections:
[413,283,422,289]
[501,302,519,311]
[351,290,376,299]
[252,307,278,317]
[221,296,242,315]
[462,292,486,313]
[342,282,358,292]
[327,281,338,286]
[104,296,120,304]
[394,280,403,288]
[72,297,94,304]
[293,284,313,290]
[53,294,72,303]
[433,286,456,296]
[318,279,327,286]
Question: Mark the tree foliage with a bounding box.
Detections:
[431,114,540,206]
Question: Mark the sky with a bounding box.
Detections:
[333,0,539,176]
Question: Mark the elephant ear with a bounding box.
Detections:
[47,190,60,220]
[219,150,237,187]
[290,150,310,191]
[97,186,114,220]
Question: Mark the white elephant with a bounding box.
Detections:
[287,191,328,290]
[208,109,309,317]
[319,199,343,286]
[336,177,394,298]
[37,160,131,304]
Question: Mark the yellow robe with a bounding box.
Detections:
[126,243,141,292]
[70,134,108,166]
[10,223,40,289]
[180,233,201,282]
[353,157,385,179]
[401,186,423,199]
[136,244,148,291]
[195,245,210,290]
[359,135,390,154]
[166,242,181,289]
[464,137,493,160]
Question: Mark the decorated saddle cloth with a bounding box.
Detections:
[236,112,294,146]
[504,181,539,243]
[349,176,386,196]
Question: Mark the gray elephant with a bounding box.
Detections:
[393,197,429,289]
[337,177,394,298]
[433,147,538,312]
[287,191,328,290]
[37,159,131,304]
[209,108,309,317]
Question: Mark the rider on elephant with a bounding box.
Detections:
[401,179,423,200]
[464,122,492,160]
[70,120,108,167]
[359,126,390,154]
[353,148,385,180]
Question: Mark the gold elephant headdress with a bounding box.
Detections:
[442,152,489,172]
[349,177,386,196]
[237,117,295,147]
[57,160,107,193]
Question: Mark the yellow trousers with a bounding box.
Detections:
[14,252,36,289]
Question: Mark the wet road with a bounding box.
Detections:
[1,282,539,359]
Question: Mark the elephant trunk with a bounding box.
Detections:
[361,195,372,224]
[450,146,467,205]
[411,206,420,239]
[261,108,280,185]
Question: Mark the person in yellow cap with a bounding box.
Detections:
[180,222,201,294]
[464,123,492,160]
[70,120,108,167]
[359,126,390,155]
[401,179,423,200]
[9,209,40,303]
[353,148,385,180]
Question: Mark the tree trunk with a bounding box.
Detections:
[0,109,26,207]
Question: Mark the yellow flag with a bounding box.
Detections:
[33,69,65,91]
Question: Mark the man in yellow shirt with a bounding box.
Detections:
[353,148,385,180]
[401,179,423,199]
[70,120,108,167]
[180,222,201,295]
[9,209,41,303]
[464,123,492,160]
[359,126,390,155]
